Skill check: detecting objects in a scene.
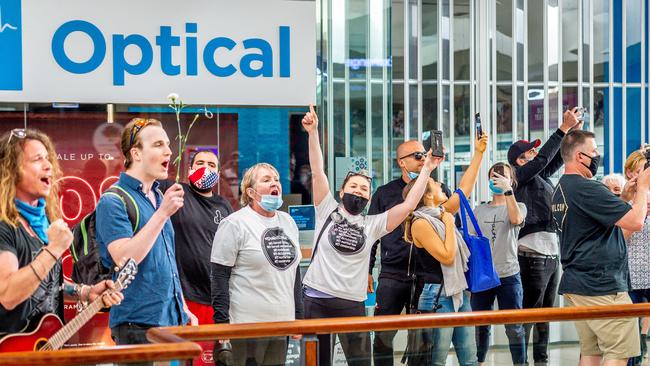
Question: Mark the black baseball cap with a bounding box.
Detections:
[508,139,541,165]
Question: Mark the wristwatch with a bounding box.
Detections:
[504,190,513,196]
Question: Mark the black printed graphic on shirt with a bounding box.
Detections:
[328,219,366,255]
[261,227,298,270]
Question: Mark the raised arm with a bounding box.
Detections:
[302,105,330,206]
[410,213,457,266]
[101,184,184,265]
[385,153,442,232]
[443,134,489,214]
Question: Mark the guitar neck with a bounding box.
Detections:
[45,296,106,350]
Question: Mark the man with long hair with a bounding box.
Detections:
[0,128,123,336]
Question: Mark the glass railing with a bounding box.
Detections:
[3,303,650,365]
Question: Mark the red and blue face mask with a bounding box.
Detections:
[189,167,219,192]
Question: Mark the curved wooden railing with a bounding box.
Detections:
[5,303,650,366]
[149,303,650,341]
[0,331,201,366]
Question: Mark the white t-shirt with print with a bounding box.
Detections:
[303,192,388,302]
[210,205,302,324]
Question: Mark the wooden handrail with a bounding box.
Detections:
[0,331,201,366]
[151,303,650,341]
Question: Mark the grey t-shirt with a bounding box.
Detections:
[469,202,527,278]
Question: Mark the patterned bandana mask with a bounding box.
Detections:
[189,167,219,193]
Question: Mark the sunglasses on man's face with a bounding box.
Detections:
[399,151,427,161]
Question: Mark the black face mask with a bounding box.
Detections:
[579,152,601,177]
[341,193,369,215]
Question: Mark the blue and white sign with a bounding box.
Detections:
[0,0,316,105]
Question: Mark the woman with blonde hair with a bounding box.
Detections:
[210,162,302,366]
[622,149,650,366]
[402,133,488,366]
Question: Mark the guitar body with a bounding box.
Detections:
[0,313,64,352]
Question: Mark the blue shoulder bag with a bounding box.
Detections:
[456,189,501,293]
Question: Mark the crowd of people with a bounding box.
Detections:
[0,105,649,366]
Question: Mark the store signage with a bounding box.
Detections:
[0,0,316,105]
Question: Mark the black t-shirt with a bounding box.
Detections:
[552,174,632,296]
[160,181,234,304]
[0,221,63,334]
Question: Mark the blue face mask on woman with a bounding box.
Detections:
[489,180,504,194]
[255,191,283,212]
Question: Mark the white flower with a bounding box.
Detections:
[167,93,180,103]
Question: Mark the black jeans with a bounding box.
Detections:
[518,254,559,366]
[111,323,153,366]
[303,295,370,366]
[373,274,417,366]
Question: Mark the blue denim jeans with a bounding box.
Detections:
[470,273,526,366]
[418,283,478,366]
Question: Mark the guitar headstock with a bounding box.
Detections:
[114,258,138,292]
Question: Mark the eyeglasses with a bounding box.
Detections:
[6,128,26,146]
[345,171,372,183]
[399,151,427,161]
[129,118,156,147]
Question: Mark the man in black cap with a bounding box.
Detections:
[508,107,581,366]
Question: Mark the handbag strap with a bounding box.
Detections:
[455,189,484,237]
[311,209,337,261]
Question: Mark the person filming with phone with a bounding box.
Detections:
[507,107,582,366]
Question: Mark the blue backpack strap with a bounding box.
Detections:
[455,189,484,237]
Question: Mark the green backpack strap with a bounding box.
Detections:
[103,185,141,233]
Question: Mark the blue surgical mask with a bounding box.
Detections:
[255,191,283,212]
[408,171,419,180]
[489,180,504,195]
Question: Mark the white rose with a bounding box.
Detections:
[167,93,180,102]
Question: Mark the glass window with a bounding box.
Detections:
[547,0,559,81]
[370,0,388,80]
[627,88,642,156]
[582,0,590,83]
[370,84,384,184]
[350,83,367,157]
[441,85,451,184]
[454,85,471,164]
[442,0,451,80]
[528,86,545,140]
[391,83,405,174]
[594,88,607,170]
[517,86,525,140]
[409,0,419,80]
[409,84,419,139]
[391,0,405,80]
[333,82,346,157]
[626,0,642,83]
[332,0,347,78]
[549,85,559,130]
[497,0,513,81]
[516,0,525,81]
[348,0,369,80]
[371,83,386,184]
[454,0,471,81]
[422,0,438,80]
[563,86,579,117]
[562,0,579,82]
[497,86,513,162]
[423,84,438,132]
[593,0,609,83]
[528,0,544,82]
